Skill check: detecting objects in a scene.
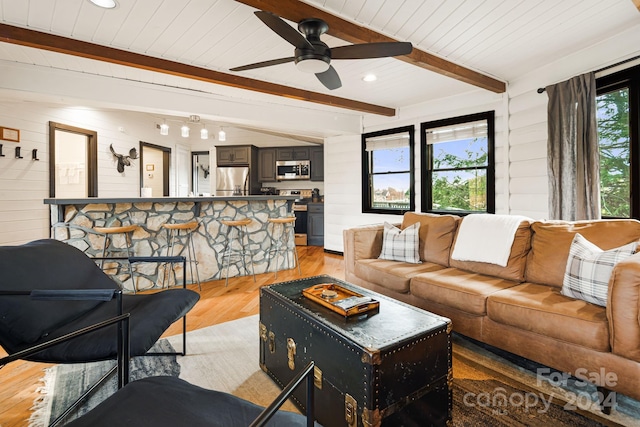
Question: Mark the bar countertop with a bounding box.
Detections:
[44,195,298,204]
[46,194,300,291]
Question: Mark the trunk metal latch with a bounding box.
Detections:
[345,393,357,427]
[268,331,276,354]
[287,338,296,370]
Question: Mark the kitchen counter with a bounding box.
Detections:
[45,196,299,291]
[44,195,298,204]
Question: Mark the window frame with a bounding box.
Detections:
[361,125,415,215]
[596,64,640,219]
[420,111,495,215]
[48,121,98,198]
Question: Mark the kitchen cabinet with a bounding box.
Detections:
[276,147,310,161]
[258,148,277,182]
[307,203,324,246]
[310,146,324,182]
[216,145,250,165]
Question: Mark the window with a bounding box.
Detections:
[596,64,639,218]
[362,126,415,214]
[420,111,495,214]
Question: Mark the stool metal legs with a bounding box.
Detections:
[163,227,201,290]
[221,221,256,287]
[268,219,301,279]
[99,230,137,293]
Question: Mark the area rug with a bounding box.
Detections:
[31,315,640,426]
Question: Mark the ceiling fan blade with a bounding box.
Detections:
[254,11,313,50]
[331,42,413,60]
[316,65,341,90]
[230,57,295,72]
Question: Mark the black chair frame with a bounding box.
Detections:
[97,255,190,356]
[2,309,318,427]
[0,289,131,427]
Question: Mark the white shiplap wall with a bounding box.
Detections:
[325,22,640,253]
[324,90,506,253]
[507,24,640,220]
[0,100,328,246]
[0,102,188,245]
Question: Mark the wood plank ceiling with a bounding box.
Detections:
[0,0,638,121]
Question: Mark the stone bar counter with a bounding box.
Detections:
[44,196,298,292]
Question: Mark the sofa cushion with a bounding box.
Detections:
[410,268,520,316]
[525,219,640,288]
[354,259,445,294]
[562,233,637,307]
[487,283,610,352]
[402,212,460,266]
[378,222,421,263]
[449,219,532,282]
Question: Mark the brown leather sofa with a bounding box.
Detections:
[343,212,640,402]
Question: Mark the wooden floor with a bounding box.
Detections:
[0,245,344,427]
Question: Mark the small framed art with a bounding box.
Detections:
[0,127,20,142]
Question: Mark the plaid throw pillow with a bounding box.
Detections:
[378,222,421,264]
[561,233,637,307]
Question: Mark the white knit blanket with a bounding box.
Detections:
[451,214,529,267]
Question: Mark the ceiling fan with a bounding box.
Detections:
[230,11,413,90]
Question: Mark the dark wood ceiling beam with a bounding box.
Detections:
[236,0,506,93]
[0,23,396,116]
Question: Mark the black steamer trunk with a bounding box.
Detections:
[259,275,452,427]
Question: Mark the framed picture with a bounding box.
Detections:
[0,127,20,142]
[146,164,154,171]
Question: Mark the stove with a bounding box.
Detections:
[279,189,313,201]
[279,189,313,245]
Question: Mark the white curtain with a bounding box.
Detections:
[546,72,600,220]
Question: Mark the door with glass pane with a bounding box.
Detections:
[49,122,97,198]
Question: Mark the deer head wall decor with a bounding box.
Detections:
[200,164,210,178]
[110,144,138,173]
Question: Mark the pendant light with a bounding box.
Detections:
[218,127,226,142]
[181,124,190,138]
[200,124,209,140]
[159,120,169,136]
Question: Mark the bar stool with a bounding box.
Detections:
[220,218,256,286]
[267,216,301,278]
[161,220,201,290]
[93,224,139,293]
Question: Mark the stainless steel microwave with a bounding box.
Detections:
[276,160,310,180]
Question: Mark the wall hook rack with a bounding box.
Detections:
[15,146,23,159]
[0,144,4,157]
[32,149,39,161]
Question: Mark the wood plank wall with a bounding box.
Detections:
[324,91,507,253]
[0,102,172,245]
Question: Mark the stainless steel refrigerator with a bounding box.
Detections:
[215,166,250,196]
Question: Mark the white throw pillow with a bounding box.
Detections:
[378,222,421,264]
[561,233,637,307]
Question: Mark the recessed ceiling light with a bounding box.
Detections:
[88,0,117,9]
[362,74,377,82]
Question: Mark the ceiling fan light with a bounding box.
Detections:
[160,122,169,136]
[218,128,226,142]
[181,125,190,138]
[296,58,330,74]
[88,0,117,9]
